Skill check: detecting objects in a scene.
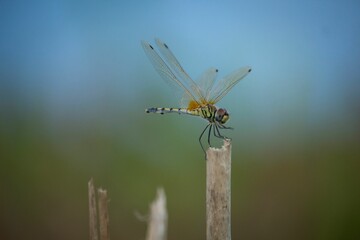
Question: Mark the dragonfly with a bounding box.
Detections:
[141,38,251,153]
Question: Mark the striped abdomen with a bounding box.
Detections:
[145,104,219,123]
[145,107,201,117]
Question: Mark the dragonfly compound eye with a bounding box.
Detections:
[216,108,229,124]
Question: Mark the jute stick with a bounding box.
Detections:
[145,188,168,240]
[88,178,99,240]
[98,189,110,240]
[206,140,232,240]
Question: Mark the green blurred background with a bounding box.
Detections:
[1,1,360,239]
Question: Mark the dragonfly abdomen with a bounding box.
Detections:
[145,107,201,116]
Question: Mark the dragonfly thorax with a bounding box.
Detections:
[215,108,229,124]
[200,104,229,125]
[200,104,229,124]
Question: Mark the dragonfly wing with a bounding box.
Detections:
[196,67,218,102]
[209,66,251,104]
[155,38,205,101]
[180,67,216,107]
[141,40,199,103]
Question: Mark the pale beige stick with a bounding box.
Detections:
[98,189,110,240]
[206,140,232,240]
[88,178,99,240]
[145,188,168,240]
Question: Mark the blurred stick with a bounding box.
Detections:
[88,179,110,240]
[206,140,232,240]
[88,178,99,240]
[145,188,168,240]
[98,189,110,240]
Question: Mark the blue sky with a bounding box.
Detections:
[1,0,359,133]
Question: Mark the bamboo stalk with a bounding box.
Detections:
[88,178,99,240]
[145,188,168,240]
[98,188,110,240]
[206,140,232,240]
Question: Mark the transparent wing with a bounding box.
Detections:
[196,67,218,101]
[141,40,199,103]
[209,67,251,104]
[154,38,205,101]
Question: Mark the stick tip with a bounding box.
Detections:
[207,139,231,151]
[206,139,232,161]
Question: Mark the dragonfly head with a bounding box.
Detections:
[215,108,229,124]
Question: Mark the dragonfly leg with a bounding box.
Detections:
[218,124,233,130]
[199,124,211,155]
[217,124,233,140]
[214,123,231,140]
[207,124,213,147]
[213,123,220,138]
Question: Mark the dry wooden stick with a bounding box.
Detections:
[98,188,110,240]
[88,178,99,240]
[206,140,232,240]
[145,188,168,240]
